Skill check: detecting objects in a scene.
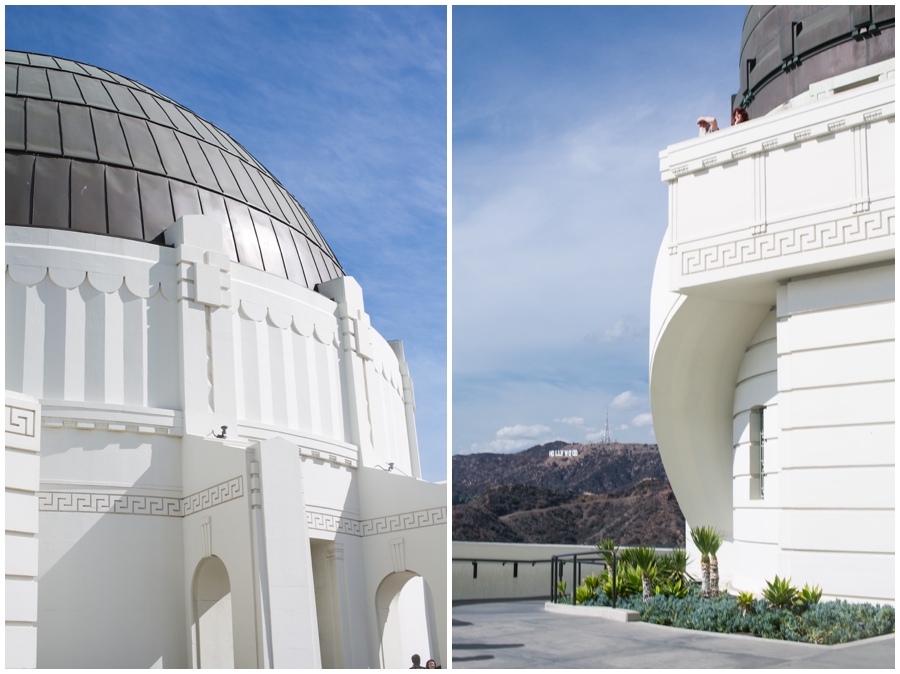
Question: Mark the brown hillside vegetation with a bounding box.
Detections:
[452,479,685,547]
[452,441,686,547]
[452,441,668,503]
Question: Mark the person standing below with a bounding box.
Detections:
[410,654,424,669]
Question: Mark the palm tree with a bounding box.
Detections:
[708,532,724,597]
[690,526,723,598]
[629,547,658,602]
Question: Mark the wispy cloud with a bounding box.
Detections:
[610,391,642,409]
[631,413,653,427]
[555,416,584,426]
[469,423,556,453]
[585,317,648,345]
[496,424,551,438]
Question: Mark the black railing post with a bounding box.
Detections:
[551,557,556,602]
[611,551,617,609]
[572,554,577,605]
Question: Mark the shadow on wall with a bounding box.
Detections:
[35,434,187,668]
[192,555,235,668]
[376,571,441,669]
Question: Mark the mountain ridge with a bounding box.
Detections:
[452,441,685,546]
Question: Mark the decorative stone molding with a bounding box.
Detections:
[39,404,184,437]
[201,516,212,558]
[6,405,35,438]
[38,491,184,516]
[359,506,447,537]
[182,477,244,516]
[305,506,447,538]
[5,259,176,300]
[38,476,244,518]
[682,210,893,275]
[174,247,232,309]
[661,95,893,182]
[307,511,363,537]
[389,538,406,573]
[41,418,184,437]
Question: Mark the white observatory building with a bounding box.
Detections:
[650,6,894,603]
[5,50,446,668]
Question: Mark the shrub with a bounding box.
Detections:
[574,584,895,645]
[794,583,822,609]
[655,578,690,599]
[575,585,596,605]
[763,575,798,609]
[736,591,756,616]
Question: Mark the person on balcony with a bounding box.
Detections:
[696,106,749,135]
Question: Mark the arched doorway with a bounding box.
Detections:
[192,556,235,669]
[375,572,440,669]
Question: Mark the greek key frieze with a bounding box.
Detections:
[38,476,243,518]
[38,491,183,517]
[6,405,35,437]
[359,506,446,537]
[305,506,447,537]
[306,511,364,536]
[182,477,244,516]
[682,212,892,276]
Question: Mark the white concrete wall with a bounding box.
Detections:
[774,264,894,602]
[5,392,41,669]
[5,216,444,668]
[452,542,598,601]
[652,64,894,604]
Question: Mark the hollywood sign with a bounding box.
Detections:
[549,449,578,457]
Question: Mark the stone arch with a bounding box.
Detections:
[191,555,235,669]
[374,571,440,669]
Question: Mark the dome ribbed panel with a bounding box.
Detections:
[4,50,343,289]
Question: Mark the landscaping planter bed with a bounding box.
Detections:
[572,586,895,645]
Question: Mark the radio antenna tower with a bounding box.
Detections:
[602,408,611,444]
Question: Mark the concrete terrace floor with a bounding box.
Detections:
[452,599,896,669]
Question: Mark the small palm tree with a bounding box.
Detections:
[690,526,723,598]
[629,546,658,602]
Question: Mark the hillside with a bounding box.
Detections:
[452,441,686,546]
[452,441,669,503]
[453,479,685,546]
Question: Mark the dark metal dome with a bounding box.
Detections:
[735,6,895,118]
[5,50,343,289]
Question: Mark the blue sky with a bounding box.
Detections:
[453,6,747,454]
[6,6,448,480]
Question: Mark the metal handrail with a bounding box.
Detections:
[550,550,619,609]
[451,557,551,580]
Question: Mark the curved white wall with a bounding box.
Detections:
[5,216,446,667]
[651,64,894,603]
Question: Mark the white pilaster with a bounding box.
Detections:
[164,215,237,439]
[5,392,41,669]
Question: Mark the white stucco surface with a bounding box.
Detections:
[650,62,895,603]
[5,214,447,668]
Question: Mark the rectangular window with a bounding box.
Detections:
[758,407,766,498]
[749,406,766,500]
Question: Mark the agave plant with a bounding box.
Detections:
[654,577,689,598]
[575,584,597,605]
[600,564,641,600]
[658,548,693,584]
[736,590,756,616]
[629,547,659,602]
[794,583,822,609]
[583,574,602,592]
[556,580,568,601]
[762,575,798,609]
[690,526,724,598]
